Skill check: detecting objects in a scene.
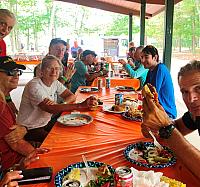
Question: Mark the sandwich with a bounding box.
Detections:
[142,83,159,104]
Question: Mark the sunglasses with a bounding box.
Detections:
[0,69,23,76]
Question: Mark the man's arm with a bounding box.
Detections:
[59,89,76,104]
[85,69,108,82]
[5,138,35,156]
[175,118,194,136]
[163,128,200,180]
[124,64,147,78]
[38,96,98,114]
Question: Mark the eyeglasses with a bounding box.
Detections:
[0,69,23,76]
[46,67,61,72]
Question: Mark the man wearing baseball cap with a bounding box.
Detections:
[0,56,26,71]
[0,56,26,116]
[0,56,49,171]
[70,50,108,93]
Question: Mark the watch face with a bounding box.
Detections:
[159,124,175,139]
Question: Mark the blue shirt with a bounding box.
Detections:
[71,61,88,93]
[145,63,177,119]
[124,62,148,89]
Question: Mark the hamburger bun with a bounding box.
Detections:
[142,83,158,103]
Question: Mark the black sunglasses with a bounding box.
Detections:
[0,69,23,76]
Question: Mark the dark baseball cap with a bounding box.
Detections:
[0,56,26,71]
[49,38,67,47]
[82,50,97,57]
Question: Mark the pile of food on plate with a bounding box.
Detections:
[62,165,114,187]
[111,104,126,112]
[129,142,173,165]
[124,107,143,120]
[111,96,140,112]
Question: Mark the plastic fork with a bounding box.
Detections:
[148,130,163,151]
[82,155,94,180]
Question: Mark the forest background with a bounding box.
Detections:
[0,0,200,59]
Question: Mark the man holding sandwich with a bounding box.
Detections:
[141,60,200,181]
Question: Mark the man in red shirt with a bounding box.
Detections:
[0,9,16,57]
[0,56,49,171]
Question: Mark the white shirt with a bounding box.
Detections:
[17,78,66,130]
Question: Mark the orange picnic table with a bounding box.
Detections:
[28,87,199,187]
[91,77,140,90]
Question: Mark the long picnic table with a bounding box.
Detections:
[28,87,199,187]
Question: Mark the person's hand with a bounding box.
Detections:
[142,94,172,132]
[118,59,127,65]
[102,69,108,76]
[5,125,27,143]
[43,98,56,105]
[80,95,98,110]
[0,170,23,187]
[15,147,49,170]
[64,63,76,80]
[127,58,135,67]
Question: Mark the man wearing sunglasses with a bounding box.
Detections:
[0,56,49,172]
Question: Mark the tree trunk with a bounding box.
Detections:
[178,37,181,52]
[192,17,196,53]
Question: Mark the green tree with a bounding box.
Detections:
[105,15,139,36]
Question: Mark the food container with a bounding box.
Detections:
[115,93,124,105]
[106,77,110,88]
[97,78,102,90]
[114,166,133,187]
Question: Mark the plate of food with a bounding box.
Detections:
[55,161,115,187]
[80,87,99,93]
[115,86,135,92]
[57,114,93,126]
[124,142,176,168]
[122,108,143,122]
[103,104,126,114]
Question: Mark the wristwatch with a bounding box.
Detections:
[159,124,175,139]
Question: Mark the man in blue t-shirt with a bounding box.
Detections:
[141,45,177,119]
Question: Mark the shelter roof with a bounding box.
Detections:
[56,0,182,18]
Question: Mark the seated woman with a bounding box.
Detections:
[141,45,177,119]
[17,55,98,143]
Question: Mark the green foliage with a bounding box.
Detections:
[0,0,199,53]
[105,15,139,36]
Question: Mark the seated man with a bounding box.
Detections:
[48,38,76,88]
[0,56,48,171]
[17,55,97,143]
[71,50,108,93]
[119,46,148,89]
[141,60,200,180]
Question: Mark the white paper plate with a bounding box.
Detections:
[80,87,99,93]
[103,105,125,114]
[57,114,93,126]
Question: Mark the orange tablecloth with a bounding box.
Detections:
[91,77,140,90]
[15,60,41,65]
[28,87,199,187]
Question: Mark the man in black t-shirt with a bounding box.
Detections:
[141,60,200,181]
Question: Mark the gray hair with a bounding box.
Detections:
[0,9,16,21]
[41,55,61,71]
[178,60,200,81]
